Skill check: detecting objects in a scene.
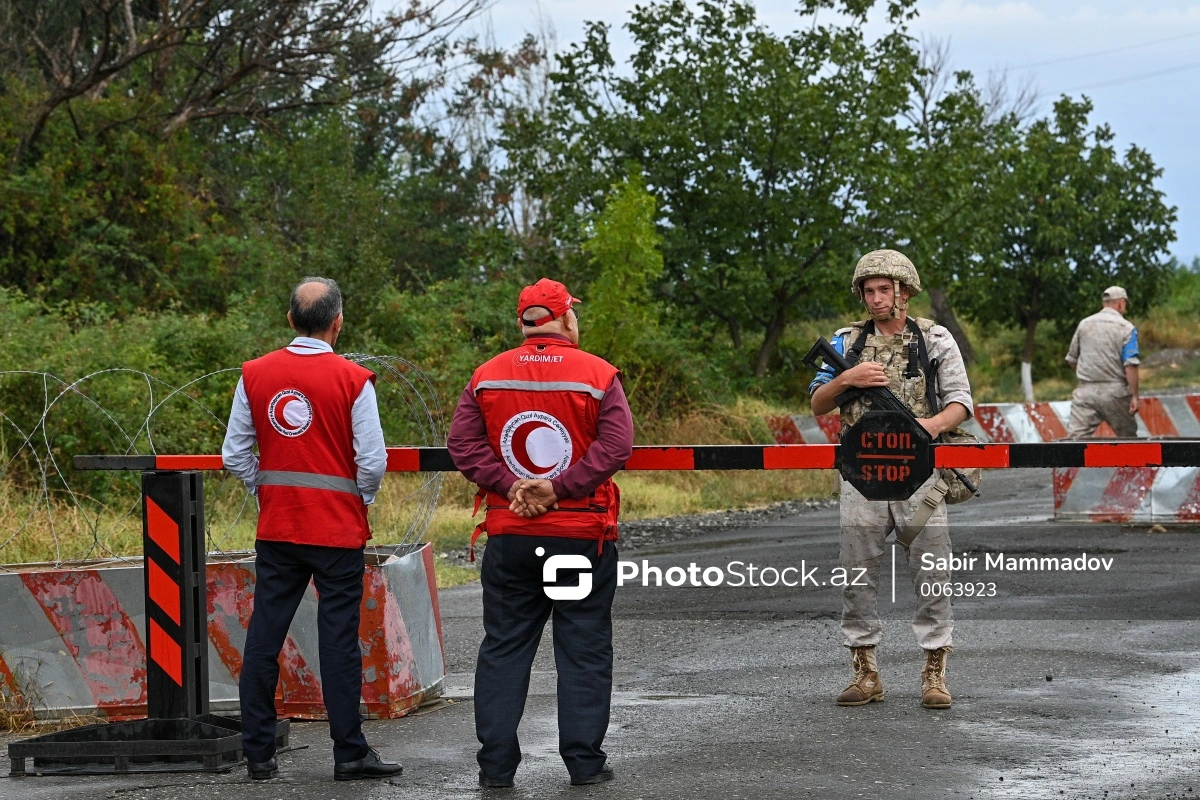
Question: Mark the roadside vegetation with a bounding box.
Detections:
[0,0,1193,588]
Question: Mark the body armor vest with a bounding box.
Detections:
[840,317,937,431]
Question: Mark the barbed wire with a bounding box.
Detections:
[0,356,444,570]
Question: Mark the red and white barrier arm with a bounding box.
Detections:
[73,440,1200,473]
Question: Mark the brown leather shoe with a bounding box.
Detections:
[921,647,952,709]
[836,646,884,706]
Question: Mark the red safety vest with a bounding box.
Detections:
[242,347,376,548]
[470,336,622,554]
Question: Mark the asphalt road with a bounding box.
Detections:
[3,469,1198,800]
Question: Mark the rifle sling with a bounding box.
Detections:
[896,475,951,547]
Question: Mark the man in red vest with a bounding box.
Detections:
[221,277,402,782]
[448,278,634,789]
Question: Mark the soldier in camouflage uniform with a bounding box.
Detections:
[809,250,974,710]
[1065,286,1140,439]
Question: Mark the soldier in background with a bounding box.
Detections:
[808,250,974,710]
[1065,286,1141,439]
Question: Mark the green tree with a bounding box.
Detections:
[0,86,246,313]
[954,96,1176,400]
[216,107,500,316]
[504,0,923,377]
[891,41,1026,364]
[581,172,663,368]
[0,0,484,161]
[0,0,505,316]
[580,171,705,417]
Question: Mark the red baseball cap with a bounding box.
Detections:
[516,278,581,326]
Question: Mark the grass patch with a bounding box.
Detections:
[1140,360,1200,392]
[1141,307,1200,351]
[0,673,102,734]
[618,470,835,519]
[433,562,481,589]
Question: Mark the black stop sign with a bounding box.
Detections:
[837,411,933,501]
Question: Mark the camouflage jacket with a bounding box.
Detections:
[809,316,974,430]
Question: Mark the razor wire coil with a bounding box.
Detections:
[0,356,444,570]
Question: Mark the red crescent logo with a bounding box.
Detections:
[500,410,571,478]
[511,420,555,473]
[273,396,302,431]
[268,389,312,437]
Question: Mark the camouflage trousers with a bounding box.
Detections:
[839,475,954,651]
[1067,382,1138,439]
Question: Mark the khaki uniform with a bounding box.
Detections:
[1065,307,1139,439]
[826,317,973,650]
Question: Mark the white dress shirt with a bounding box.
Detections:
[221,337,388,504]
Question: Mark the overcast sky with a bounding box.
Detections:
[466,0,1200,262]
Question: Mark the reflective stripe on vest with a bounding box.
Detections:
[257,470,361,496]
[473,379,606,400]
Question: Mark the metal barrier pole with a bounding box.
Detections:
[8,470,288,777]
[142,471,209,719]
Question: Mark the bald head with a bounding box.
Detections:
[289,277,343,336]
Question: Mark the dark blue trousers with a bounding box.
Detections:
[475,535,617,783]
[240,540,369,764]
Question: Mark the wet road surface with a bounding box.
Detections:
[2,469,1198,799]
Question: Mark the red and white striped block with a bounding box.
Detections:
[0,544,445,721]
[767,394,1200,523]
[768,394,1200,446]
[970,396,1200,443]
[973,396,1200,522]
[1052,465,1200,523]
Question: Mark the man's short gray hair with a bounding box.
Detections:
[290,277,343,334]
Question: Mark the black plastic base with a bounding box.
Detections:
[8,715,289,776]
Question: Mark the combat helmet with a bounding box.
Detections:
[851,249,921,319]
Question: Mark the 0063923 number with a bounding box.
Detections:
[919,581,997,598]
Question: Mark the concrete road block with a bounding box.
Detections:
[0,543,445,721]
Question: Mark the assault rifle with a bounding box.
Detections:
[803,337,979,498]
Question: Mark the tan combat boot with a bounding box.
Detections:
[836,646,884,706]
[921,647,952,709]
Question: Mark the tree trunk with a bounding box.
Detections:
[1021,362,1034,403]
[1021,317,1038,403]
[729,317,743,350]
[754,310,787,378]
[928,287,976,365]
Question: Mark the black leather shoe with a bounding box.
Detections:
[247,756,278,780]
[570,763,615,786]
[334,747,403,781]
[479,770,515,788]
